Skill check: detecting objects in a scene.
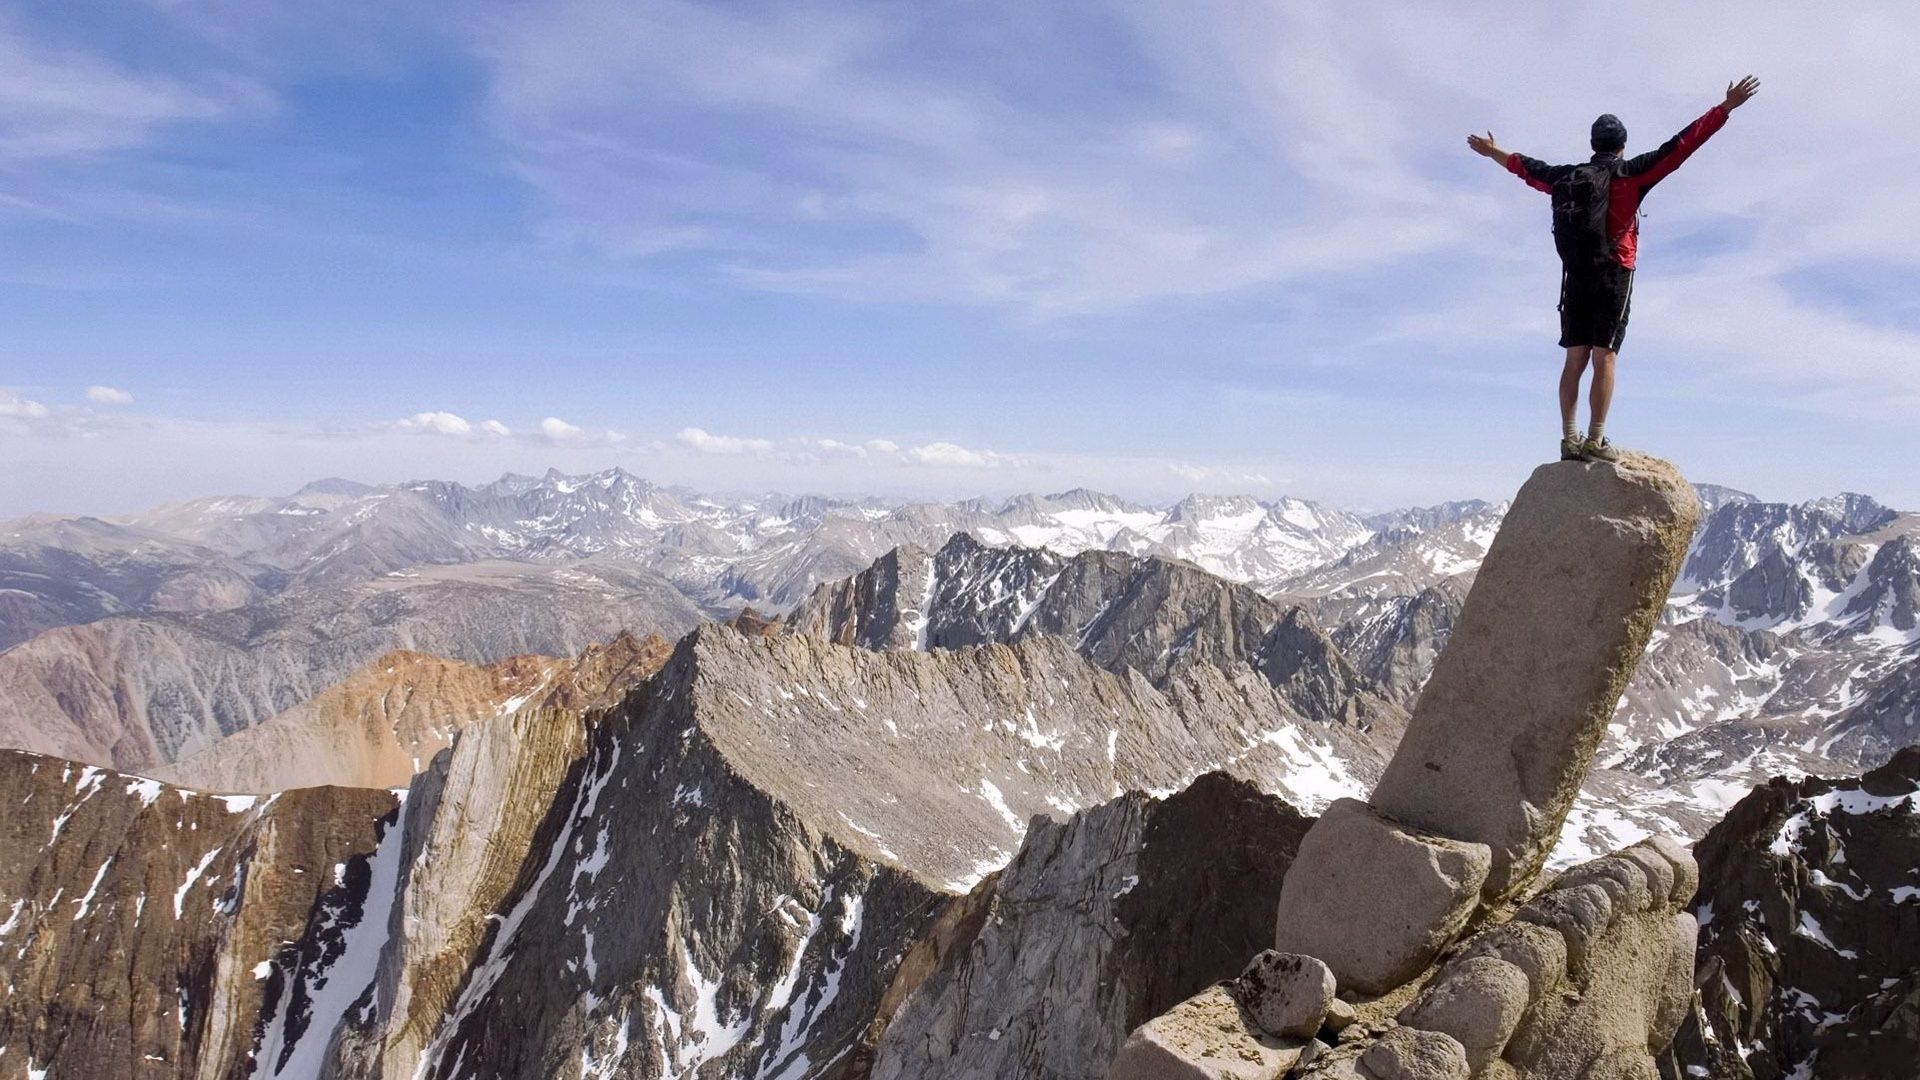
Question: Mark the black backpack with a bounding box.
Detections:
[1550,162,1615,266]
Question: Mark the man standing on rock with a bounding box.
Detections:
[1467,75,1759,463]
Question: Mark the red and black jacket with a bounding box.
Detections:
[1504,104,1728,269]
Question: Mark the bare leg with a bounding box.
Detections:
[1560,347,1592,431]
[1588,348,1617,433]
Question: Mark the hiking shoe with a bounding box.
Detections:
[1560,436,1587,461]
[1583,435,1622,463]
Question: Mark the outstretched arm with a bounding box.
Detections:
[1471,130,1563,193]
[1466,130,1509,163]
[1620,75,1758,186]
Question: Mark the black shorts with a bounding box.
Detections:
[1558,263,1634,350]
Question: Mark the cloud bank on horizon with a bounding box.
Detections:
[2,1,1916,515]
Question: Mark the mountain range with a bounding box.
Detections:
[4,471,1913,846]
[0,461,1914,1079]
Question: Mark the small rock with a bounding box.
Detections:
[1614,846,1675,910]
[1649,912,1699,1051]
[1397,956,1530,1074]
[1454,921,1568,1004]
[1234,950,1335,1039]
[1514,882,1614,980]
[1357,1026,1470,1080]
[1109,983,1305,1080]
[1273,798,1492,995]
[1324,997,1358,1033]
[1632,835,1698,908]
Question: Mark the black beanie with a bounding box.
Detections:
[1591,114,1627,153]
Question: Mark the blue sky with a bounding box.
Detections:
[3,0,1918,516]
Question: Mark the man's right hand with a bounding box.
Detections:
[1467,130,1504,161]
[1723,74,1760,111]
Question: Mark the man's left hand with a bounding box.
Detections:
[1723,75,1760,111]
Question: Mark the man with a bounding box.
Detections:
[1468,75,1759,463]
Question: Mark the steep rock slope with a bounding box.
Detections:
[786,532,1402,734]
[1319,578,1466,708]
[1268,499,1503,709]
[865,772,1314,1080]
[0,751,398,1079]
[783,528,1773,867]
[2,620,1380,1079]
[0,562,702,772]
[376,627,1378,1078]
[1665,747,1920,1080]
[151,632,671,793]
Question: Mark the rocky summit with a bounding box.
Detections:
[1114,453,1715,1080]
[866,772,1314,1079]
[1368,453,1699,906]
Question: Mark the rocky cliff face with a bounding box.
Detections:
[0,750,398,1079]
[149,632,669,794]
[865,772,1314,1080]
[787,532,1403,735]
[1663,747,1920,1080]
[2,616,1386,1079]
[0,563,702,774]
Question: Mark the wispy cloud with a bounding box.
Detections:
[391,411,513,437]
[84,384,134,404]
[0,400,1293,515]
[474,0,1473,317]
[0,14,268,161]
[675,426,774,455]
[473,0,1920,406]
[676,427,1026,469]
[0,388,49,419]
[539,416,584,441]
